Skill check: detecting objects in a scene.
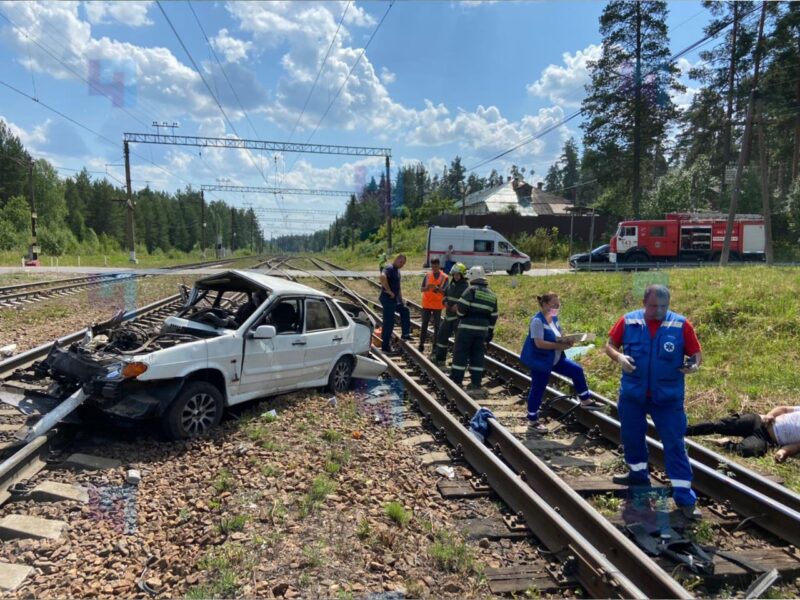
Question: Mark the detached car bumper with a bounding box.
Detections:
[352,355,387,379]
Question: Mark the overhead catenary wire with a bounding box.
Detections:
[155,0,286,216]
[186,0,261,141]
[465,2,763,175]
[287,1,351,143]
[304,1,395,145]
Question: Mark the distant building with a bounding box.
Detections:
[462,178,573,216]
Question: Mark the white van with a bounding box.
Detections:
[424,226,531,274]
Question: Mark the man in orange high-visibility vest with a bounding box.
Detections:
[418,258,448,352]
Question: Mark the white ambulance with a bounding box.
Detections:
[424,226,531,274]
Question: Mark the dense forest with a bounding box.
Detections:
[1,1,798,257]
[0,120,264,257]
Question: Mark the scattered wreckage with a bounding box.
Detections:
[1,271,385,439]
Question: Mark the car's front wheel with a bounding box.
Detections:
[328,356,353,393]
[162,381,224,440]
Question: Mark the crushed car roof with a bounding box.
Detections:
[195,270,330,297]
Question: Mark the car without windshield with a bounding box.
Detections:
[1,271,385,439]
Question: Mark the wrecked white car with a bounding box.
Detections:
[4,271,385,439]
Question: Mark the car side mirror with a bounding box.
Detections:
[511,249,519,255]
[252,325,276,339]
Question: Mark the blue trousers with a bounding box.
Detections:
[527,355,590,421]
[380,297,411,351]
[618,396,697,507]
[444,260,455,274]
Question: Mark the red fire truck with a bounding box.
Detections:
[609,213,766,264]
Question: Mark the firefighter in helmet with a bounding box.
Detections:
[432,262,469,366]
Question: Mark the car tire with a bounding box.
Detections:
[161,381,224,440]
[510,263,521,275]
[626,251,649,263]
[328,356,354,393]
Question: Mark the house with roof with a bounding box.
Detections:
[462,178,573,216]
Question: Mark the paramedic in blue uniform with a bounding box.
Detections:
[605,284,703,520]
[520,292,599,433]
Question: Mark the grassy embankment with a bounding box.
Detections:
[339,265,800,487]
[0,249,261,269]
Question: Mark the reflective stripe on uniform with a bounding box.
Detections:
[458,323,488,331]
[451,364,466,371]
[670,479,692,488]
[660,320,683,328]
[627,462,648,471]
[468,366,484,372]
[625,318,645,325]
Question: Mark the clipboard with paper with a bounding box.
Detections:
[556,332,596,344]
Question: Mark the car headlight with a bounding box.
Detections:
[121,362,149,379]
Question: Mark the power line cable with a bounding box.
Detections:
[287,1,350,142]
[0,8,156,131]
[155,0,282,214]
[465,3,761,174]
[305,1,394,144]
[0,76,198,190]
[186,0,261,140]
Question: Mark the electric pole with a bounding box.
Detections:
[123,141,138,263]
[230,206,236,254]
[199,191,206,259]
[385,155,392,253]
[26,159,39,266]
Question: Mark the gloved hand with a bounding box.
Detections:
[618,354,636,373]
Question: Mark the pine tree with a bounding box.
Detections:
[582,0,683,217]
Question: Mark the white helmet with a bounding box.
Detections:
[467,265,487,282]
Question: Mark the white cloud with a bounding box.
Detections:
[527,44,600,108]
[210,28,253,63]
[83,1,153,27]
[379,66,396,85]
[0,1,264,124]
[3,116,48,149]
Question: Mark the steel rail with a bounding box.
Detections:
[0,274,132,296]
[378,348,655,599]
[313,256,800,519]
[0,293,182,378]
[484,344,800,517]
[0,274,143,306]
[299,258,692,599]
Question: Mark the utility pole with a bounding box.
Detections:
[385,155,392,253]
[26,159,39,266]
[123,141,138,263]
[200,190,206,259]
[230,206,236,254]
[721,2,766,266]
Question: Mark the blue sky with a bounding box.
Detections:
[0,1,711,238]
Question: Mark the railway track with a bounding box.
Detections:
[0,255,277,316]
[295,255,800,597]
[0,274,144,309]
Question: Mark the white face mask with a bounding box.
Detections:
[549,308,560,317]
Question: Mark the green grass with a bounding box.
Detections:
[384,501,411,526]
[299,475,337,518]
[356,518,371,540]
[428,529,476,574]
[212,469,235,494]
[321,429,343,443]
[190,543,254,599]
[591,493,622,517]
[0,248,260,268]
[217,514,248,534]
[260,463,280,477]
